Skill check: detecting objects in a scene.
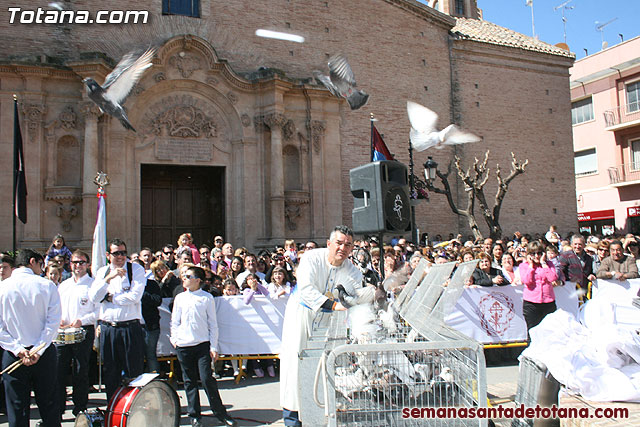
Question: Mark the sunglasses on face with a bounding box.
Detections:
[163,251,173,255]
[71,260,87,265]
[110,250,127,257]
[200,251,210,255]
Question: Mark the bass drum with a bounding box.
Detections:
[106,380,180,427]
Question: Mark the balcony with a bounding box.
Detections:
[608,163,640,187]
[603,103,640,130]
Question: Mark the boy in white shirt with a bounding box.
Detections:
[170,266,236,427]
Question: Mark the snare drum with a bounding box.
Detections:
[74,409,104,427]
[53,327,87,345]
[106,380,180,427]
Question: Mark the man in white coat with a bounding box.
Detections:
[280,225,362,426]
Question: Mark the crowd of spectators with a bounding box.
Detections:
[1,225,639,379]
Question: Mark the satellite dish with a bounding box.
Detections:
[555,42,570,51]
[602,41,609,50]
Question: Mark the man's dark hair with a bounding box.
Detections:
[610,240,623,248]
[163,244,175,250]
[1,254,15,267]
[140,247,152,253]
[199,244,211,251]
[71,250,90,263]
[186,265,205,281]
[108,238,127,250]
[330,225,354,241]
[15,249,44,268]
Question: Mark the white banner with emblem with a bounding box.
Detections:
[444,283,580,344]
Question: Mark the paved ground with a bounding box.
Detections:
[1,350,524,427]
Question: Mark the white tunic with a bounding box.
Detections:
[0,268,61,356]
[58,273,97,326]
[279,248,362,411]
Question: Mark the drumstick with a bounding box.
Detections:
[0,342,47,375]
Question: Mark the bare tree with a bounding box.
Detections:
[426,150,528,240]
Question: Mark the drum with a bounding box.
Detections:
[74,410,104,427]
[106,380,180,427]
[53,327,87,345]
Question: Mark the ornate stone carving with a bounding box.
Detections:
[226,92,238,104]
[241,113,251,127]
[22,104,45,141]
[253,114,266,131]
[44,186,82,232]
[284,191,310,231]
[263,113,287,130]
[154,72,166,82]
[131,83,144,96]
[283,120,296,141]
[285,203,301,231]
[151,105,216,138]
[169,52,202,78]
[206,77,219,86]
[310,120,326,153]
[56,203,78,232]
[80,101,102,120]
[59,106,77,129]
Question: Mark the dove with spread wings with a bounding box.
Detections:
[83,48,155,132]
[313,54,369,110]
[407,101,481,152]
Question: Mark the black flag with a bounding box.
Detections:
[14,98,27,224]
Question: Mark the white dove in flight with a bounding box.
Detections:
[407,101,481,152]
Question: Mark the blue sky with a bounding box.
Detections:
[478,0,640,59]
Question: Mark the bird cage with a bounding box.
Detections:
[304,260,488,426]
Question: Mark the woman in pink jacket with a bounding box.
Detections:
[518,241,562,338]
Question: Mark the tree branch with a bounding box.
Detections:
[492,152,529,225]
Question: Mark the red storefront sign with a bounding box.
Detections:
[628,207,640,217]
[578,209,615,222]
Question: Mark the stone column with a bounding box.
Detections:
[80,102,102,245]
[264,112,287,240]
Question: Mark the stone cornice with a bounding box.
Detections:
[0,64,77,78]
[383,0,456,30]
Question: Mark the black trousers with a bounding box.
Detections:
[56,325,95,416]
[175,342,228,419]
[522,300,557,338]
[99,321,144,403]
[2,345,61,427]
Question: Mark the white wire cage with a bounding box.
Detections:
[304,260,488,427]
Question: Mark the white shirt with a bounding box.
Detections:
[267,281,291,299]
[170,289,218,353]
[58,273,98,327]
[89,262,146,322]
[0,268,61,356]
[235,270,266,288]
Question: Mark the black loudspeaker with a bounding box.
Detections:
[350,161,411,234]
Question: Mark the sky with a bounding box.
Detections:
[471,0,640,59]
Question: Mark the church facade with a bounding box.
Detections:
[0,0,577,251]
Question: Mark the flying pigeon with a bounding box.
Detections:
[407,101,481,152]
[83,47,155,132]
[313,54,369,110]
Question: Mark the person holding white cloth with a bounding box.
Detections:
[280,225,363,427]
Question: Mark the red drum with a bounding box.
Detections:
[106,380,180,427]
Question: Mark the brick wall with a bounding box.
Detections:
[0,0,577,243]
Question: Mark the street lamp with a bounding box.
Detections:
[423,156,438,182]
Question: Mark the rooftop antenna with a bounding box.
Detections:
[595,18,618,50]
[554,0,574,45]
[525,0,536,39]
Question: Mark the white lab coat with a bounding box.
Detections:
[279,248,362,411]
